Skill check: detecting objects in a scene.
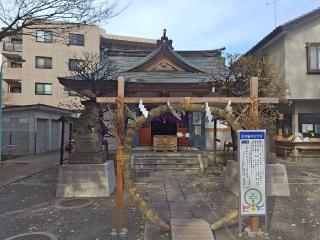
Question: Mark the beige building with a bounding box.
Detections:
[1,25,156,109]
[248,8,320,138]
[1,24,101,108]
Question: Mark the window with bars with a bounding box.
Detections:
[35,56,52,69]
[307,43,320,73]
[35,83,52,95]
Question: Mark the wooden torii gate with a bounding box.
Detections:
[97,76,279,233]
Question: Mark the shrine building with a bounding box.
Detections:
[59,30,230,152]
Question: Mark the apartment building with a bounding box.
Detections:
[1,25,157,109]
[1,24,101,108]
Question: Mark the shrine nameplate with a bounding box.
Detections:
[238,130,266,216]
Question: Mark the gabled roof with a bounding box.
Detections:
[124,30,205,73]
[105,47,224,75]
[248,7,320,54]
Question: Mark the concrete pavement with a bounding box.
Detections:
[0,151,66,187]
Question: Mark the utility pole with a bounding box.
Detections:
[266,0,279,28]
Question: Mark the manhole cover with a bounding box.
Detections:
[56,198,93,209]
[5,232,57,240]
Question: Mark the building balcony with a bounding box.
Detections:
[3,42,22,52]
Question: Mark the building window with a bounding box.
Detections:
[69,59,84,71]
[35,83,52,95]
[3,38,22,52]
[5,80,21,93]
[69,33,85,46]
[36,31,53,43]
[35,56,52,69]
[307,43,320,73]
[299,113,320,137]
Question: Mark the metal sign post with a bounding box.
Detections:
[238,130,267,235]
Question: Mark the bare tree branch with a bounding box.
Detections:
[68,52,119,99]
[0,0,120,41]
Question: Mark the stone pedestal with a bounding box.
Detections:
[69,134,106,164]
[224,160,290,197]
[56,161,116,197]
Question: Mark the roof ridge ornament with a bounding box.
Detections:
[157,28,173,48]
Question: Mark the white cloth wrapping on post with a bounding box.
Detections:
[139,99,148,118]
[205,102,213,124]
[225,100,233,114]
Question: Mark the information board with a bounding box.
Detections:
[238,130,266,216]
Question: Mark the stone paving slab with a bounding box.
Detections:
[171,218,215,240]
[169,202,194,219]
[166,191,185,202]
[145,172,216,240]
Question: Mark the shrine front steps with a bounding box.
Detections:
[132,152,205,172]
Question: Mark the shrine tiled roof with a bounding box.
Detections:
[104,30,224,76]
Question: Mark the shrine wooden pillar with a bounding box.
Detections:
[250,77,259,118]
[249,77,260,233]
[115,76,125,232]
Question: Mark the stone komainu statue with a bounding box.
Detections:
[74,106,102,135]
[69,103,106,164]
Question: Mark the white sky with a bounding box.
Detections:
[102,0,320,53]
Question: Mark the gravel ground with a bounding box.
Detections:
[2,161,320,240]
[187,161,320,240]
[0,167,146,240]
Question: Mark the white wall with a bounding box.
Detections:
[285,18,320,99]
[205,120,232,150]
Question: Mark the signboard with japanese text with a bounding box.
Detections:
[238,130,266,216]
